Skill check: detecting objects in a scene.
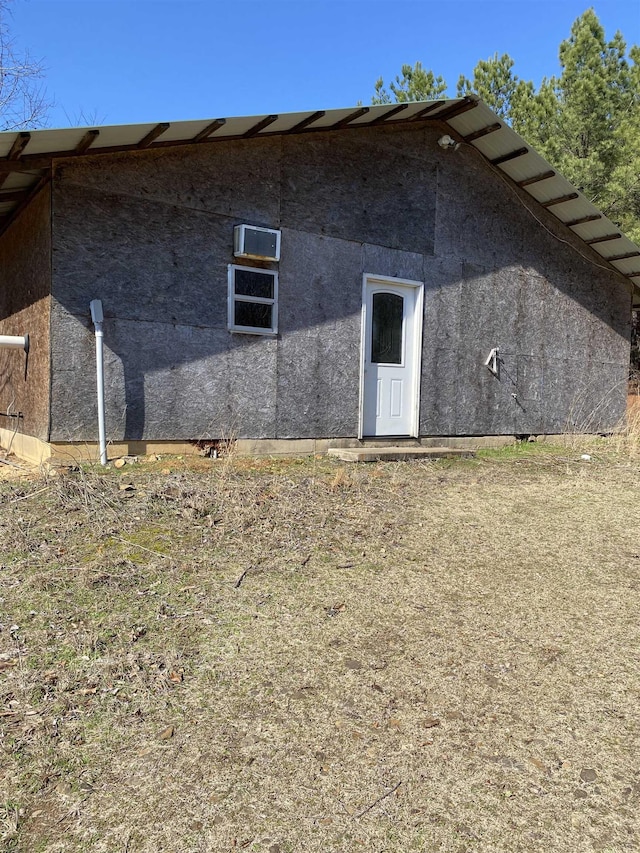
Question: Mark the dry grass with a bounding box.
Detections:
[610,402,640,459]
[0,445,639,852]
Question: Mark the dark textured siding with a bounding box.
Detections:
[48,123,631,442]
[422,156,632,435]
[0,186,51,441]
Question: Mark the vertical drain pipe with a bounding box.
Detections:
[90,300,107,466]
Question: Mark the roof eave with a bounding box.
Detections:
[0,97,638,302]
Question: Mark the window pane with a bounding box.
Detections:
[234,269,274,299]
[371,292,403,364]
[235,300,273,329]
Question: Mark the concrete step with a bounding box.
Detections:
[327,446,476,463]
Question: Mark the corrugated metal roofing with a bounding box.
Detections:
[0,98,638,304]
[447,101,640,291]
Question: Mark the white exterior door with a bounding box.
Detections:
[360,276,423,437]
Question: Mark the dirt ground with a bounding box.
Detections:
[0,457,38,482]
[0,444,639,852]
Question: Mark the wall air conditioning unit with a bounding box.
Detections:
[234,224,281,262]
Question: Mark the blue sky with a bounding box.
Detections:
[10,0,640,128]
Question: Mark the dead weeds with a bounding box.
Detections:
[0,447,639,852]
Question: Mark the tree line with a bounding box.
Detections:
[370,9,640,245]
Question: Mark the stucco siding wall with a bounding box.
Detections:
[0,186,51,442]
[49,123,631,442]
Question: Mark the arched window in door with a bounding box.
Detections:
[371,292,403,364]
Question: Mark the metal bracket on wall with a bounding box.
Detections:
[484,347,500,378]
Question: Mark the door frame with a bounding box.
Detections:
[358,273,424,440]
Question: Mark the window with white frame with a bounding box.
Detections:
[228,264,278,335]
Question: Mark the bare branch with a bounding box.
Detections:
[0,0,50,129]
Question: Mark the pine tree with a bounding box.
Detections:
[368,10,640,241]
[606,44,640,243]
[372,61,447,105]
[516,9,638,238]
[456,53,525,120]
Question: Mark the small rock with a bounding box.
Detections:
[574,788,588,799]
[423,717,441,729]
[580,768,597,783]
[159,725,174,740]
[344,658,362,670]
[115,455,138,466]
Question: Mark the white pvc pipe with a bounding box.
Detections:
[90,300,107,466]
[0,334,29,352]
[95,327,107,466]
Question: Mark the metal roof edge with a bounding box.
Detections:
[0,97,638,303]
[441,101,640,305]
